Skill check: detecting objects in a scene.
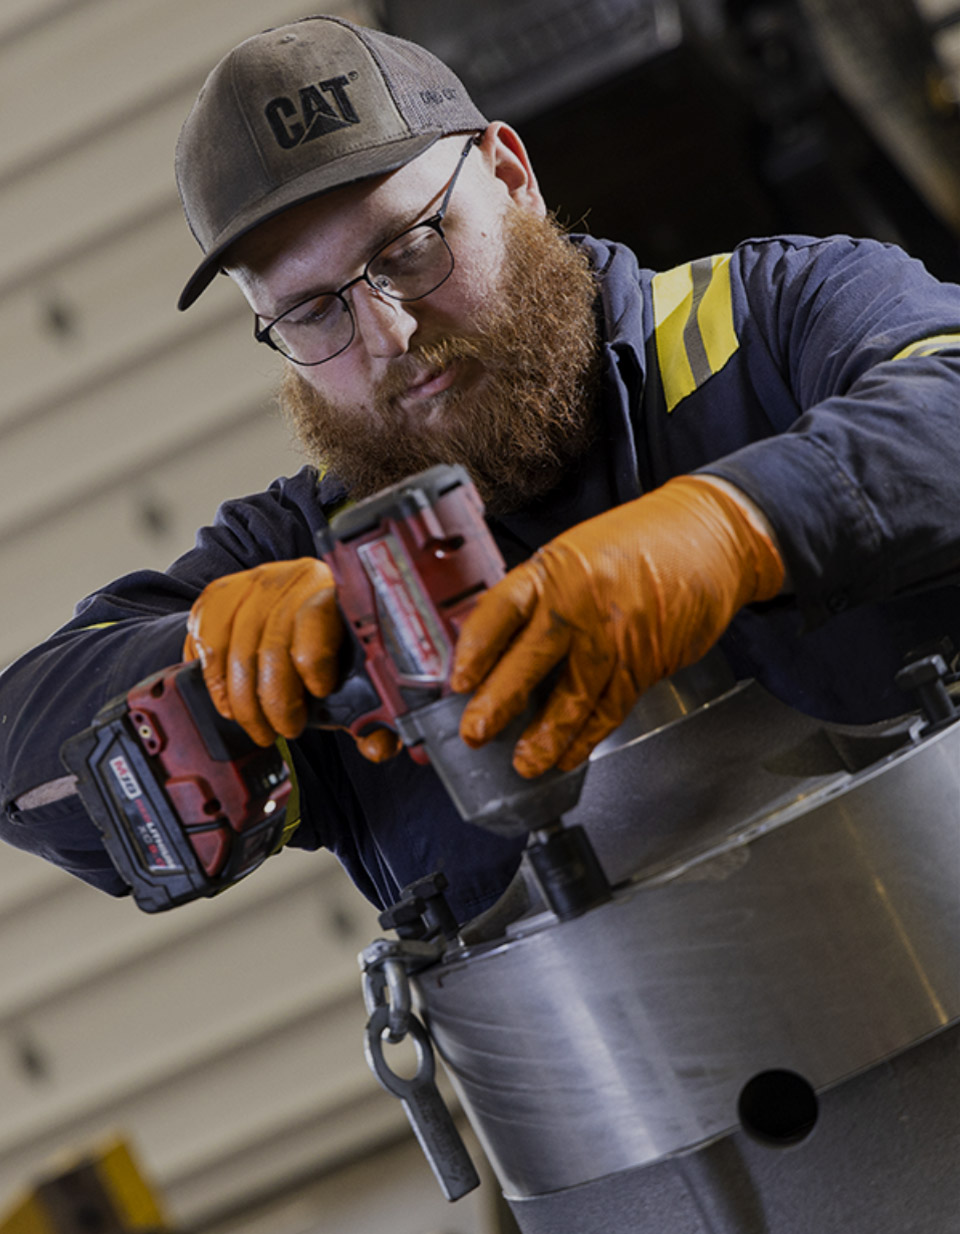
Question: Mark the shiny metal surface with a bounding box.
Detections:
[399,650,735,836]
[586,646,736,756]
[412,686,960,1198]
[505,1020,960,1234]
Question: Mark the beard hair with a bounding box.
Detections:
[278,207,601,515]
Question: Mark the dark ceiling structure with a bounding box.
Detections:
[377,0,960,281]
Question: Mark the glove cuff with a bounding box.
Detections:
[664,475,786,607]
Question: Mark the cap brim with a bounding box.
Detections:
[177,131,439,310]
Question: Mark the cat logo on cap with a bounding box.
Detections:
[265,75,360,149]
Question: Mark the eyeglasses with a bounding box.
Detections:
[254,134,481,366]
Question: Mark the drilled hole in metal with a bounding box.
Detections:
[738,1069,819,1146]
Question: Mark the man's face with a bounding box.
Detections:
[229,127,600,513]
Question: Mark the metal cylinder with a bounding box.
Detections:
[409,685,960,1232]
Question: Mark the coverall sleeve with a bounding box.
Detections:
[702,236,960,625]
[0,473,325,893]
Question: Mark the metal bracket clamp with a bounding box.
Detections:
[363,954,412,1042]
[360,937,443,1038]
[359,936,479,1201]
[364,1004,481,1201]
[895,653,959,731]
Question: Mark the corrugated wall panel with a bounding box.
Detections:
[0,204,214,421]
[173,1102,482,1234]
[0,409,305,665]
[0,320,283,540]
[0,839,64,913]
[0,94,187,297]
[0,878,380,1150]
[0,848,348,1021]
[0,0,75,44]
[0,1,361,169]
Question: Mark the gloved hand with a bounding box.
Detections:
[450,475,785,777]
[185,558,400,761]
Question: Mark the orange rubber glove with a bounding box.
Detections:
[184,558,399,760]
[451,475,785,778]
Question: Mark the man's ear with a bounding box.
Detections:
[478,122,547,217]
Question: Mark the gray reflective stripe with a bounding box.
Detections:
[683,257,714,389]
[15,774,79,809]
[651,253,739,413]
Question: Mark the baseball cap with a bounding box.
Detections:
[175,15,487,310]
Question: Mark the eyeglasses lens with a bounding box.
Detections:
[367,225,452,301]
[267,224,454,365]
[269,295,352,365]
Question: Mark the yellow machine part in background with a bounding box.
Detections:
[0,1135,170,1234]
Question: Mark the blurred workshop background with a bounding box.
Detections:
[1,2,959,1232]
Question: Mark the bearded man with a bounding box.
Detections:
[2,15,960,927]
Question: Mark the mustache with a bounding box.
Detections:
[374,333,487,403]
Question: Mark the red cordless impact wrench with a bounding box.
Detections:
[60,465,609,917]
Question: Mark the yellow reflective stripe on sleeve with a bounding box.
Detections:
[892,331,960,360]
[652,253,739,413]
[652,262,697,410]
[78,621,118,630]
[273,736,302,848]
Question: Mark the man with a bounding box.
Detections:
[1,15,959,923]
